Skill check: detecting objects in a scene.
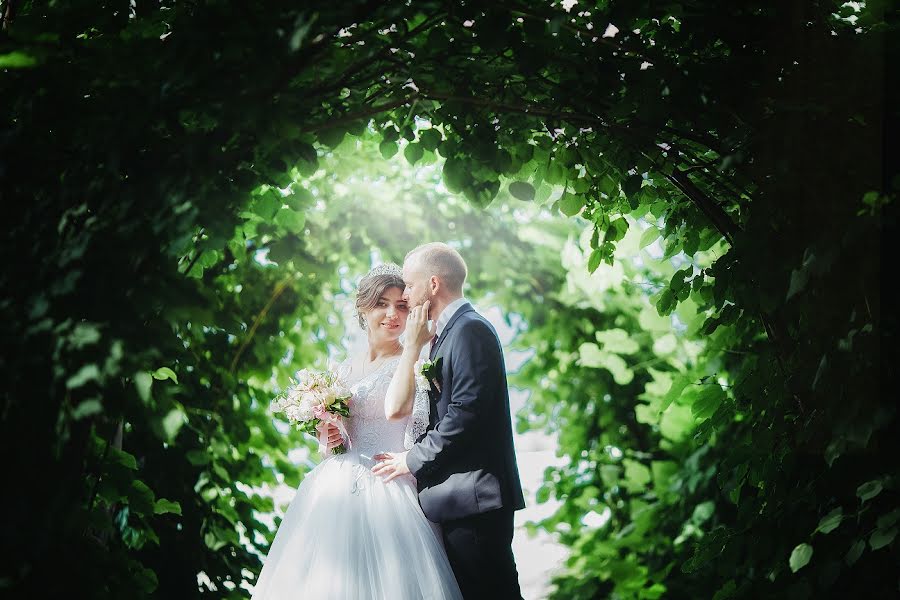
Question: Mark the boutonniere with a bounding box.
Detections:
[416,356,443,393]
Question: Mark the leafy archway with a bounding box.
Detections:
[2,1,895,598]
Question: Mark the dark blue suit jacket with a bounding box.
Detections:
[406,303,526,522]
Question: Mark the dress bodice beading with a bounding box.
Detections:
[345,357,409,459]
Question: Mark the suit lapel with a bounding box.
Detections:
[429,302,473,360]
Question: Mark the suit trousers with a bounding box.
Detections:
[441,507,523,600]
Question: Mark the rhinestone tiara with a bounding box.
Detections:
[363,262,402,279]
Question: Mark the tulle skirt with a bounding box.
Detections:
[251,452,463,600]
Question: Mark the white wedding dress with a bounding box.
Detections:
[251,356,463,600]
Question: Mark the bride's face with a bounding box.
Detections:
[363,286,409,340]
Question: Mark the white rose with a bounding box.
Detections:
[321,388,338,406]
[284,405,303,422]
[300,391,312,406]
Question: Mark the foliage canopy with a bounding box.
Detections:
[1,0,895,598]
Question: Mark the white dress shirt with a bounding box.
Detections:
[434,297,469,340]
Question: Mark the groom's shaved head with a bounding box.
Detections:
[405,243,468,294]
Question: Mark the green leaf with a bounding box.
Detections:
[578,343,634,384]
[670,267,692,292]
[295,147,319,176]
[382,126,400,142]
[605,218,628,242]
[691,385,724,420]
[599,465,621,488]
[418,128,443,151]
[692,501,715,524]
[869,527,897,550]
[0,51,38,68]
[156,407,187,443]
[204,530,226,551]
[623,174,643,197]
[660,375,690,412]
[845,539,865,565]
[856,479,883,503]
[379,140,399,159]
[133,564,159,594]
[558,193,584,217]
[682,527,729,573]
[151,367,179,385]
[659,403,694,441]
[577,343,603,367]
[816,507,843,534]
[73,398,103,420]
[663,235,683,259]
[187,450,211,466]
[656,289,676,315]
[109,446,138,470]
[252,191,282,219]
[635,403,658,425]
[597,173,618,196]
[588,249,603,274]
[154,499,183,516]
[491,149,512,174]
[442,157,468,193]
[789,543,813,573]
[623,459,651,492]
[640,226,660,249]
[274,208,306,234]
[700,315,722,336]
[66,364,100,389]
[344,119,367,136]
[508,181,536,202]
[68,323,101,348]
[595,329,640,355]
[651,460,678,491]
[786,267,809,301]
[712,580,737,600]
[129,480,157,516]
[317,127,346,148]
[877,508,900,530]
[403,142,424,165]
[286,186,313,211]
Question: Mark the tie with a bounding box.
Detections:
[430,335,438,354]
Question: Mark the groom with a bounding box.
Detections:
[372,242,526,599]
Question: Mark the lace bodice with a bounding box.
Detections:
[343,356,429,461]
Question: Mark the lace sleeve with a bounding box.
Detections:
[404,376,430,450]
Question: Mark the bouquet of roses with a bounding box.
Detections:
[270,364,352,455]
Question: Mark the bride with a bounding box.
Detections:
[250,263,463,600]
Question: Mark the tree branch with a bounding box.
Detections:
[230,274,296,374]
[301,13,446,101]
[1,0,18,31]
[302,95,417,133]
[665,168,739,245]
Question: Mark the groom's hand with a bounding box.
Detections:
[371,451,410,482]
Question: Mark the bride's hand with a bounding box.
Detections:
[324,423,343,450]
[407,300,434,350]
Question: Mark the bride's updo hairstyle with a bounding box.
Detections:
[355,263,405,330]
